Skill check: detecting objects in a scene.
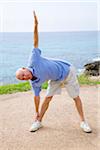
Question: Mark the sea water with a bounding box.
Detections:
[0,31,99,85]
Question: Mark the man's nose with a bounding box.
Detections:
[24,76,28,80]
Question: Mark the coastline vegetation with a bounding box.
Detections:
[0,74,100,95]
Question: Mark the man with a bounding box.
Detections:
[16,11,92,133]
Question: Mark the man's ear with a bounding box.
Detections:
[22,67,26,70]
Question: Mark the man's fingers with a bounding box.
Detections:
[33,11,38,24]
[33,11,36,16]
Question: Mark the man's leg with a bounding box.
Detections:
[73,96,85,121]
[34,96,40,121]
[73,96,92,133]
[65,65,92,132]
[38,96,53,122]
[29,96,53,132]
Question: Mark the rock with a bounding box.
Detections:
[84,59,100,76]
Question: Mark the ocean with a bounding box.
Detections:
[0,31,99,85]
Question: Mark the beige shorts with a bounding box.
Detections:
[46,65,80,99]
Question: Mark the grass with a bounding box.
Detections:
[0,74,99,95]
[0,81,48,95]
[0,82,31,94]
[78,74,100,85]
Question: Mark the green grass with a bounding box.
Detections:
[78,74,100,85]
[0,74,99,95]
[0,81,48,95]
[0,82,31,94]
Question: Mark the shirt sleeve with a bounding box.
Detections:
[33,86,41,96]
[30,82,41,96]
[27,48,41,68]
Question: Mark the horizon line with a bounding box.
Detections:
[0,30,99,33]
[0,1,98,4]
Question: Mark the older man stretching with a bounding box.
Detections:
[16,11,92,133]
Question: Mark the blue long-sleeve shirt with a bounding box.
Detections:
[27,48,71,96]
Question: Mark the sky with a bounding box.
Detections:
[0,0,99,32]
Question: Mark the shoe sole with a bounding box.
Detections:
[81,128,92,133]
[84,130,92,133]
[30,125,43,132]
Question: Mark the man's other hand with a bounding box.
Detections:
[33,11,38,25]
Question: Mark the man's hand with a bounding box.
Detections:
[33,11,38,25]
[33,11,39,48]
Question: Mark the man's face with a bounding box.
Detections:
[16,68,33,80]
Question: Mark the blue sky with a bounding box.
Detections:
[0,1,99,32]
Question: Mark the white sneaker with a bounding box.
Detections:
[80,121,92,133]
[29,120,42,132]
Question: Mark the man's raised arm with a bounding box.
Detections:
[33,11,39,48]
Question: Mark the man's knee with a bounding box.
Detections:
[73,96,80,101]
[45,96,53,103]
[73,96,81,101]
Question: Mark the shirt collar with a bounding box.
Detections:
[27,67,39,82]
